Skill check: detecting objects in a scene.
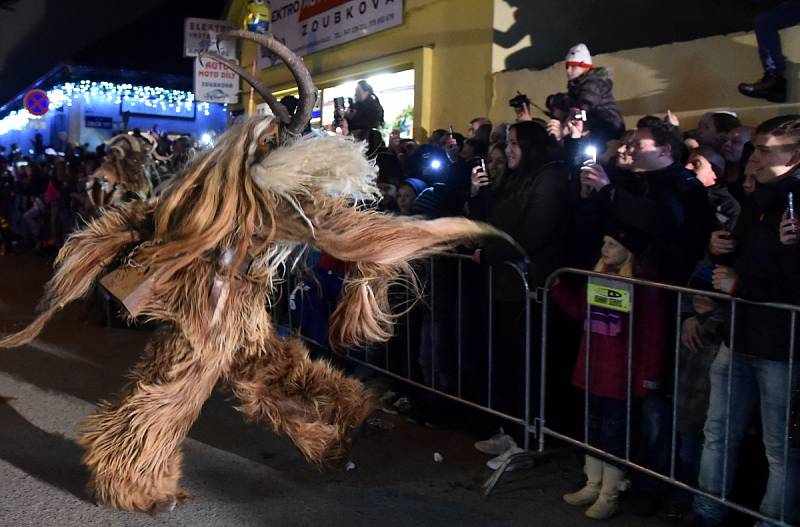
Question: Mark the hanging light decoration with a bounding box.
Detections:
[0,80,218,136]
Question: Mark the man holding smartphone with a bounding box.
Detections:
[577,120,713,285]
[694,115,800,527]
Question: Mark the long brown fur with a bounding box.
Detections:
[0,116,502,513]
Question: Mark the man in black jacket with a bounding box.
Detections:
[579,121,714,285]
[692,115,800,527]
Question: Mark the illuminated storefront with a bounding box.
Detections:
[0,66,227,152]
[225,0,495,141]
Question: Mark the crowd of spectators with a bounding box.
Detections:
[0,130,197,256]
[0,138,99,256]
[2,24,799,526]
[308,36,800,527]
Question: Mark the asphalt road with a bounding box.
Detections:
[0,254,663,527]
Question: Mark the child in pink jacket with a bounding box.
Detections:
[551,226,668,520]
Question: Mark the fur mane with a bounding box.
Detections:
[137,117,379,284]
[137,117,275,283]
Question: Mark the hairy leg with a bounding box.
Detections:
[226,336,375,465]
[78,328,221,513]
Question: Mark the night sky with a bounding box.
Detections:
[71,0,228,75]
[0,0,229,106]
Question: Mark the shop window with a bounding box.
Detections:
[320,69,414,139]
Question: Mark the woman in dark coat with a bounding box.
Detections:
[472,121,570,419]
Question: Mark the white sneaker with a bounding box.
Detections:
[474,428,517,456]
[486,446,530,471]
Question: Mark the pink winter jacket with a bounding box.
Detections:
[551,278,669,400]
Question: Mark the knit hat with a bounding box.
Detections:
[400,177,427,196]
[603,220,650,256]
[565,43,593,69]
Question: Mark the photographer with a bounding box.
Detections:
[340,80,385,139]
[547,44,625,149]
[508,92,534,123]
[471,121,568,424]
[468,142,507,221]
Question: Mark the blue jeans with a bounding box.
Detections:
[693,345,800,526]
[755,0,800,75]
[679,432,704,489]
[587,396,627,459]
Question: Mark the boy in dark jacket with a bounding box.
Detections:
[551,44,625,145]
[692,115,800,527]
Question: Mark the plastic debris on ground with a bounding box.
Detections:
[367,417,395,430]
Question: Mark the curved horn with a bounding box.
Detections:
[220,29,316,137]
[198,51,292,125]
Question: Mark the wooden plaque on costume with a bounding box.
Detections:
[99,265,161,318]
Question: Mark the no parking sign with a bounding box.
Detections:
[23,89,49,116]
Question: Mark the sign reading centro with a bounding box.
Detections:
[258,0,403,69]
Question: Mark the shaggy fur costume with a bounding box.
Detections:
[0,116,503,513]
[86,134,153,212]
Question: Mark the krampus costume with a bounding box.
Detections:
[0,31,503,513]
[86,133,154,212]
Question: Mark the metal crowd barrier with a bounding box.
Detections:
[273,252,535,448]
[536,267,799,527]
[273,257,799,527]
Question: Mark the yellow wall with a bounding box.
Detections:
[225,2,800,136]
[226,0,494,140]
[490,27,800,130]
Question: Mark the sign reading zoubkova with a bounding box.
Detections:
[184,18,236,59]
[257,0,404,69]
[194,57,240,104]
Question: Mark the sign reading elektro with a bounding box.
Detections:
[257,0,404,69]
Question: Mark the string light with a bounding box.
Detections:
[0,80,217,136]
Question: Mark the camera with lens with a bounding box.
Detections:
[508,91,531,110]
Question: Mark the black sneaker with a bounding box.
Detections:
[738,71,787,103]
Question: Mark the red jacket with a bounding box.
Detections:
[551,278,668,400]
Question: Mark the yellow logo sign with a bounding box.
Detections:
[587,278,632,313]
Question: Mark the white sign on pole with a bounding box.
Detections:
[184,18,236,59]
[257,0,404,69]
[194,57,240,104]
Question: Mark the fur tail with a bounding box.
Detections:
[0,202,152,349]
[315,207,508,265]
[315,203,510,348]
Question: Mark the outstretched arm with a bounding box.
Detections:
[292,197,507,348]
